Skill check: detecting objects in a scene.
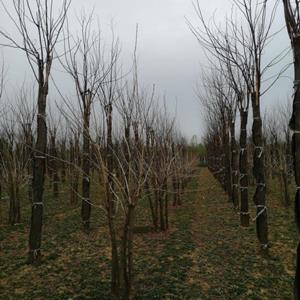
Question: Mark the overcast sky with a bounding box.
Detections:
[0,0,293,141]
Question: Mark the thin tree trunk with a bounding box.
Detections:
[9,176,20,225]
[164,180,169,230]
[108,215,120,299]
[282,170,290,207]
[230,120,239,209]
[239,109,250,227]
[223,123,232,199]
[81,96,91,231]
[50,135,59,199]
[121,205,135,300]
[159,191,165,231]
[154,188,159,231]
[106,103,115,215]
[60,140,66,183]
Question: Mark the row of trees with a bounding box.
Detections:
[190,0,300,298]
[0,1,198,299]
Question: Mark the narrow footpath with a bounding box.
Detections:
[185,168,295,299]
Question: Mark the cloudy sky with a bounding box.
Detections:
[0,0,293,141]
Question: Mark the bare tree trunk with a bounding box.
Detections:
[108,215,120,299]
[28,73,48,264]
[163,179,169,230]
[289,35,300,298]
[251,92,268,255]
[106,103,115,214]
[277,146,290,207]
[172,143,179,206]
[8,176,20,225]
[159,191,165,231]
[121,204,135,300]
[60,139,66,183]
[230,120,239,209]
[154,186,159,231]
[106,103,119,298]
[172,175,178,206]
[69,139,75,204]
[50,135,59,199]
[223,123,232,199]
[177,177,184,206]
[81,96,91,230]
[239,109,250,227]
[282,170,290,207]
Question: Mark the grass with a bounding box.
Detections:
[0,168,298,299]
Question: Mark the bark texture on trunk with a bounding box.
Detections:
[28,63,49,263]
[239,109,250,227]
[50,135,59,199]
[81,94,91,230]
[106,103,115,215]
[223,123,232,199]
[70,135,80,204]
[290,36,300,299]
[121,205,135,300]
[230,121,239,209]
[8,177,20,225]
[251,92,268,254]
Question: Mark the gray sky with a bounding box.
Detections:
[0,0,293,141]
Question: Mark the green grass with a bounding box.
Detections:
[0,169,298,299]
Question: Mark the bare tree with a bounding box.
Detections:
[189,0,284,253]
[61,12,117,230]
[0,107,30,225]
[0,0,71,263]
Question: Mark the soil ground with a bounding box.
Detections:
[0,168,297,299]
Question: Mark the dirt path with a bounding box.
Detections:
[186,168,295,300]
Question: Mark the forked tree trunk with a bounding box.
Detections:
[28,62,49,264]
[251,92,268,255]
[239,109,250,227]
